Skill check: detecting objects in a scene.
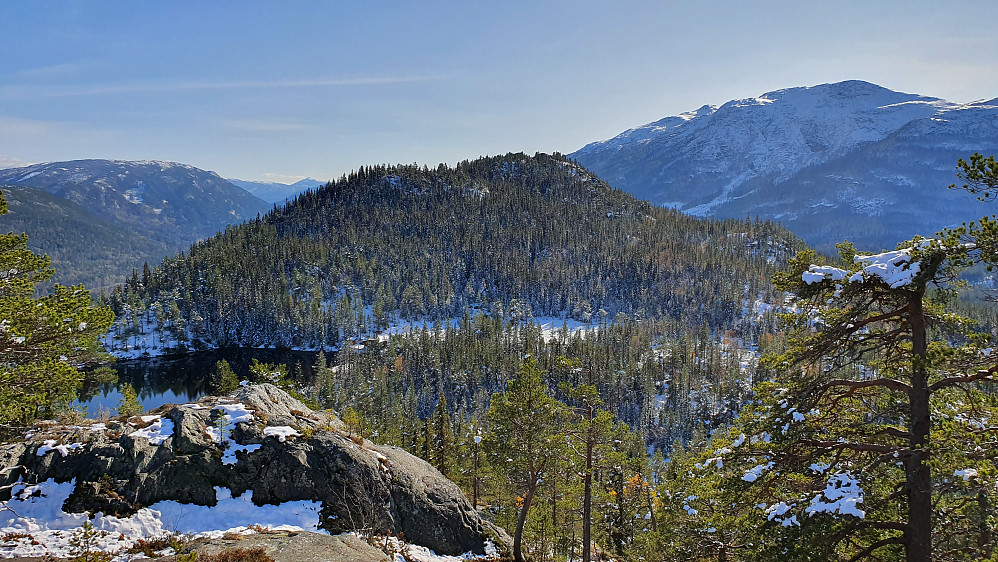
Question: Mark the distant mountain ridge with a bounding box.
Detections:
[0,159,270,288]
[571,80,998,251]
[227,177,324,204]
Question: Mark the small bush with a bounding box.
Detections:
[200,546,275,562]
[68,521,112,562]
[126,536,173,556]
[364,532,412,562]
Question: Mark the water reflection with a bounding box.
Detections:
[78,348,326,414]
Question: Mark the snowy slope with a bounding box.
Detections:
[571,81,998,251]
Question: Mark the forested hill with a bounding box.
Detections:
[107,153,804,351]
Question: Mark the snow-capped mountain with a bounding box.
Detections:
[0,159,270,287]
[571,81,998,251]
[227,177,323,204]
[0,159,268,239]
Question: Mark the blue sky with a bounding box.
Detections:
[1,1,995,182]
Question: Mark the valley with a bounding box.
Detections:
[3,82,998,561]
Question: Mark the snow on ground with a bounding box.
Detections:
[220,443,261,466]
[205,402,264,464]
[356,534,499,562]
[0,480,496,561]
[130,416,174,445]
[212,403,254,423]
[104,306,599,359]
[0,479,317,558]
[35,440,82,458]
[263,426,300,442]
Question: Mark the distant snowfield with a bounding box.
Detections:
[0,479,494,561]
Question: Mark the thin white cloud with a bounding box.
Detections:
[223,119,310,133]
[15,60,98,81]
[0,155,35,169]
[0,76,435,99]
[0,115,62,136]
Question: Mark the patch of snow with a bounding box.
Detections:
[806,471,865,519]
[131,416,174,445]
[803,242,933,289]
[742,462,774,482]
[955,468,979,481]
[213,403,255,423]
[802,265,849,284]
[36,440,82,458]
[263,426,300,442]
[853,247,922,288]
[765,502,797,526]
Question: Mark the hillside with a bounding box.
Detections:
[0,185,169,289]
[571,80,998,252]
[0,159,270,288]
[108,152,804,351]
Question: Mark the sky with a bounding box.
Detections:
[1,1,996,183]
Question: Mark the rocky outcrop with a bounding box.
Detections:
[190,531,391,562]
[0,384,509,556]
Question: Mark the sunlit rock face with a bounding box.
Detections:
[0,384,509,556]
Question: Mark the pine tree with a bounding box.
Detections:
[485,359,568,562]
[430,390,454,477]
[209,359,240,394]
[0,190,114,426]
[117,383,143,416]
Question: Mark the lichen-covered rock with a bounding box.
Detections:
[190,531,390,562]
[0,384,510,556]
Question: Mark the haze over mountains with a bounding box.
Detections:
[571,80,998,252]
[0,159,269,288]
[227,177,324,204]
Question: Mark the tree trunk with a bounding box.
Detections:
[647,486,657,533]
[906,291,932,562]
[514,480,537,562]
[980,491,993,558]
[583,418,594,562]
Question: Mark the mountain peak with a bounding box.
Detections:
[570,81,998,251]
[765,80,894,99]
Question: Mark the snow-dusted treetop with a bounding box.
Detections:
[801,240,957,289]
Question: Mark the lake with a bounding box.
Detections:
[77,348,329,415]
